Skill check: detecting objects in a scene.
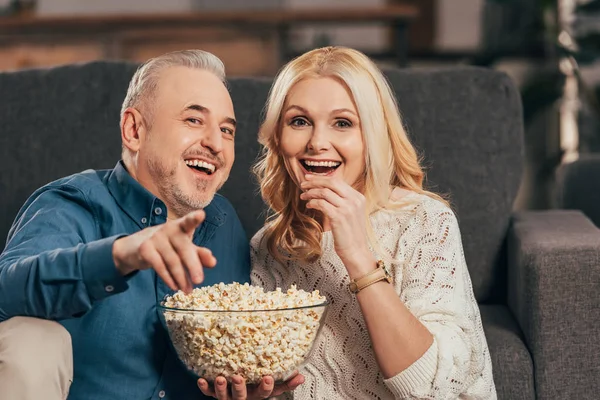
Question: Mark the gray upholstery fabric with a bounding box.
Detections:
[555,153,600,227]
[0,62,524,304]
[508,210,600,399]
[0,62,137,247]
[480,305,535,400]
[219,77,272,241]
[384,69,524,303]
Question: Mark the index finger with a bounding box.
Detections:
[178,210,205,234]
[301,175,352,197]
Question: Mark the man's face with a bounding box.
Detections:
[133,66,236,218]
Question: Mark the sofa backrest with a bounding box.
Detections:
[556,153,600,227]
[0,61,523,303]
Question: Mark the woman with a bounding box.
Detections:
[249,46,496,399]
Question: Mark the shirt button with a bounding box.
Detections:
[141,217,148,224]
[158,390,166,398]
[154,207,163,216]
[105,285,114,293]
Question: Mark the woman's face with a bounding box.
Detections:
[279,77,365,189]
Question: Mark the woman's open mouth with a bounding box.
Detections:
[300,159,341,176]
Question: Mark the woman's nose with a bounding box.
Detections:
[307,125,331,152]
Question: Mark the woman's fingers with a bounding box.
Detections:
[301,175,353,198]
[300,187,344,207]
[305,198,337,217]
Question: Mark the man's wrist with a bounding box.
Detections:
[112,237,134,276]
[81,235,131,301]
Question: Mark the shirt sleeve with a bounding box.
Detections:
[383,204,495,399]
[0,185,129,322]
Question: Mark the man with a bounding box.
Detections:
[0,50,302,400]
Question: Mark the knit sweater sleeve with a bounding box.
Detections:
[383,202,496,399]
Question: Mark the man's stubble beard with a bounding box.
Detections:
[147,155,226,217]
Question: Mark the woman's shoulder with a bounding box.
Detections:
[377,188,458,233]
[387,188,453,216]
[250,223,272,253]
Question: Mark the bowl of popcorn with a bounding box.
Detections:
[157,282,329,384]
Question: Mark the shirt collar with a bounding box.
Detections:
[107,161,225,229]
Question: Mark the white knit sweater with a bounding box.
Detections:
[250,192,497,399]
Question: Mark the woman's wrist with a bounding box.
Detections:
[343,251,378,280]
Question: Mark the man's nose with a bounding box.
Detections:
[307,124,332,153]
[200,124,224,154]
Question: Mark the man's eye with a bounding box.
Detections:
[335,119,352,128]
[290,117,309,127]
[221,127,235,136]
[187,118,202,125]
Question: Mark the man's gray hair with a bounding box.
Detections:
[120,49,226,125]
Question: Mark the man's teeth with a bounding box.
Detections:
[304,160,341,167]
[185,159,216,172]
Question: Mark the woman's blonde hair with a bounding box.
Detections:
[254,46,446,263]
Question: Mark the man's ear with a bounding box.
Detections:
[121,107,147,153]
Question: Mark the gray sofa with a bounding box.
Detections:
[1,61,598,400]
[556,153,600,228]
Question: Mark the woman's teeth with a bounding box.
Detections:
[304,160,341,168]
[301,160,341,175]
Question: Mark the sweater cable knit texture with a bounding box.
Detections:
[251,192,497,399]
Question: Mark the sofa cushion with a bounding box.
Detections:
[480,305,535,400]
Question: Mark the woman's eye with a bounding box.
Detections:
[335,119,352,128]
[290,117,309,127]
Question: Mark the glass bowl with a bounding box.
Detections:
[157,301,329,384]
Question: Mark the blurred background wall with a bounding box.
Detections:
[1,0,599,212]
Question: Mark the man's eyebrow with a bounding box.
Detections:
[225,117,237,127]
[184,104,236,127]
[184,104,208,113]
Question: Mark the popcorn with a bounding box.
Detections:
[161,282,327,384]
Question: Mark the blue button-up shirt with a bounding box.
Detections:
[0,162,251,400]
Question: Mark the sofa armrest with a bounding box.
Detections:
[508,210,600,399]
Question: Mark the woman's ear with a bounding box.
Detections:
[121,107,147,154]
